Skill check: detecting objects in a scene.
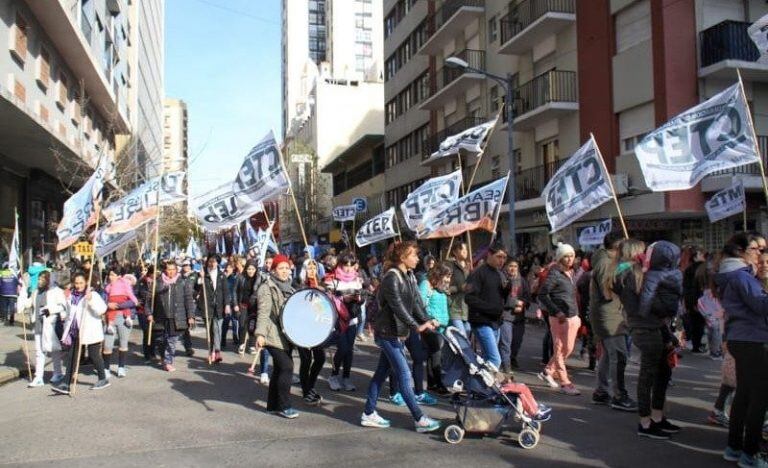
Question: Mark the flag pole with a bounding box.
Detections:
[15,208,32,382]
[199,260,212,365]
[71,202,102,396]
[591,133,629,239]
[489,172,512,244]
[394,212,404,242]
[737,69,768,206]
[278,149,309,249]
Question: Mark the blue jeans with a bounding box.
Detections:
[450,319,471,337]
[365,337,424,421]
[357,304,367,336]
[259,348,270,375]
[474,325,501,368]
[0,296,16,323]
[332,326,357,378]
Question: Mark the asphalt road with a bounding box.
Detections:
[0,324,729,467]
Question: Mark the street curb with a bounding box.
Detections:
[0,366,22,386]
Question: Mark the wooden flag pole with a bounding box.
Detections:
[199,262,212,365]
[71,203,102,396]
[394,212,404,242]
[737,69,768,206]
[277,149,309,249]
[16,208,32,382]
[591,133,629,239]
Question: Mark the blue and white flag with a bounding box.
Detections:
[424,117,498,163]
[8,208,21,276]
[400,170,462,231]
[232,131,290,204]
[332,205,357,222]
[245,222,259,249]
[356,208,397,247]
[705,180,745,223]
[635,83,760,191]
[577,219,613,247]
[542,137,613,232]
[255,222,278,267]
[93,227,137,259]
[748,14,768,60]
[185,237,202,259]
[56,156,110,250]
[236,226,246,255]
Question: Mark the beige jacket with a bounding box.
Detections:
[255,277,292,350]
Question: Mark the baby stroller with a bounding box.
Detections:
[440,326,543,449]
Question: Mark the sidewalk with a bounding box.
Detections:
[0,313,34,385]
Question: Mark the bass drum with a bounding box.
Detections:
[280,288,338,348]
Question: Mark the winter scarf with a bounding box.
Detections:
[271,273,293,299]
[161,273,180,285]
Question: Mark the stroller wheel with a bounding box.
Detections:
[518,428,540,450]
[444,424,465,444]
[528,420,541,432]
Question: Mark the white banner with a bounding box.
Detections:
[748,14,768,61]
[56,157,110,251]
[425,118,497,162]
[635,83,760,191]
[93,227,137,259]
[577,219,613,247]
[400,170,463,232]
[232,130,289,204]
[332,204,357,222]
[194,182,264,231]
[543,138,613,232]
[103,171,186,234]
[417,173,509,239]
[705,180,745,223]
[356,208,397,247]
[8,209,20,276]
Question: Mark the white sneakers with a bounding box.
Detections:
[328,375,342,391]
[27,377,44,388]
[117,367,127,378]
[361,411,391,428]
[537,371,559,388]
[259,372,270,385]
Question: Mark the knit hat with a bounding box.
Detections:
[271,254,291,270]
[554,242,575,262]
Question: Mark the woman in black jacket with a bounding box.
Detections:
[147,261,195,372]
[360,241,440,433]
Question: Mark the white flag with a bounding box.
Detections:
[255,222,277,268]
[232,131,289,204]
[417,173,509,239]
[103,171,186,234]
[577,219,613,247]
[93,227,137,259]
[705,180,745,223]
[425,118,497,162]
[635,83,760,191]
[332,204,357,222]
[748,14,768,61]
[8,209,21,276]
[400,170,463,232]
[56,156,110,250]
[356,208,397,247]
[185,237,202,259]
[193,182,264,231]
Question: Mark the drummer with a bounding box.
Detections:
[255,254,298,419]
[296,258,326,405]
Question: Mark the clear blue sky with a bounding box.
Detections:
[165,0,282,199]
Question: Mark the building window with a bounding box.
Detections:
[488,15,497,43]
[622,133,648,153]
[36,47,51,89]
[57,73,68,110]
[10,12,28,63]
[13,79,25,103]
[540,139,559,178]
[491,155,501,178]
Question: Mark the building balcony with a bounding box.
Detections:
[701,136,768,193]
[419,49,485,111]
[699,20,768,82]
[514,158,568,203]
[418,0,485,55]
[504,70,578,130]
[421,116,487,165]
[498,0,575,55]
[24,0,129,133]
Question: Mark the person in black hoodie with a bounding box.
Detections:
[682,246,707,353]
[465,242,510,369]
[613,239,682,441]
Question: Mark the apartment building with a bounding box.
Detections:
[0,0,133,258]
[385,0,768,254]
[281,0,384,249]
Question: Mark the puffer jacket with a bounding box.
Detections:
[419,279,449,332]
[638,241,682,320]
[0,269,19,297]
[255,275,293,350]
[715,257,768,343]
[537,267,578,318]
[149,275,195,331]
[376,268,431,339]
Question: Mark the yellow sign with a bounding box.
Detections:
[73,242,93,257]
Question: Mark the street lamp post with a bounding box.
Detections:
[445,57,516,254]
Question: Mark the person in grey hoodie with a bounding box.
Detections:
[716,233,768,467]
[614,239,682,441]
[590,232,637,411]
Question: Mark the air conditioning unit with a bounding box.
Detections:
[611,173,629,195]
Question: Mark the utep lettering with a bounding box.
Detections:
[404,180,458,216]
[637,107,745,164]
[234,144,281,193]
[547,154,602,210]
[437,188,500,225]
[709,186,743,208]
[203,195,240,223]
[360,216,390,237]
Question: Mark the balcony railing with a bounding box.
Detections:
[433,49,485,95]
[700,20,760,68]
[427,0,485,36]
[499,0,575,44]
[423,116,487,158]
[510,70,577,118]
[515,158,569,201]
